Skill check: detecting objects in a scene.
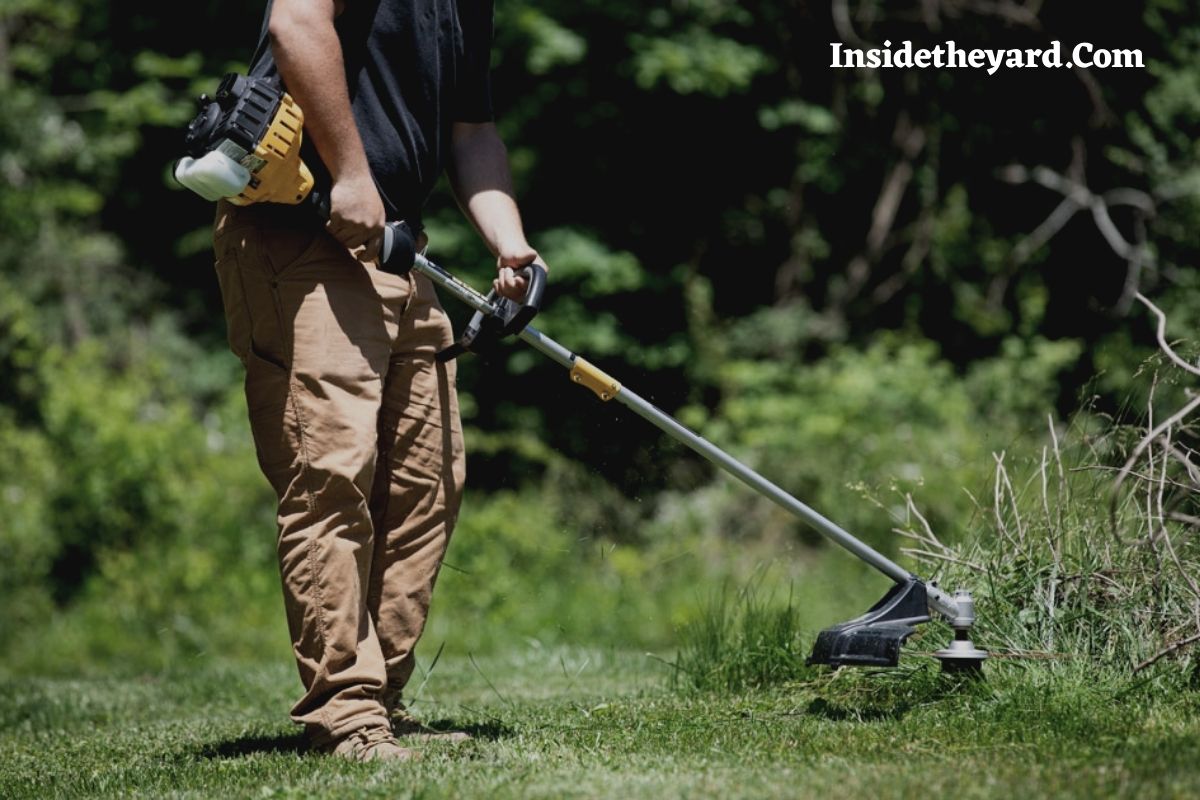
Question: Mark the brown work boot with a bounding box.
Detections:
[384,692,471,743]
[324,725,420,762]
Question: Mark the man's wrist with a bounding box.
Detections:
[495,238,535,263]
[331,164,373,185]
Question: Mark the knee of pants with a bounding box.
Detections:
[278,462,379,539]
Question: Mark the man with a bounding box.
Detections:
[211,0,545,761]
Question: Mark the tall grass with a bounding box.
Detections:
[670,580,813,692]
[914,408,1200,676]
[674,349,1200,692]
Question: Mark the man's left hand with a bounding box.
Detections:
[495,243,548,301]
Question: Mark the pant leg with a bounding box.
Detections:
[367,272,467,694]
[212,201,414,745]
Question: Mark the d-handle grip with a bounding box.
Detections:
[508,262,548,323]
[434,263,550,362]
[380,221,417,275]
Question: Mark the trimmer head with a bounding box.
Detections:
[934,635,989,673]
[808,580,988,674]
[932,588,988,674]
[808,579,930,668]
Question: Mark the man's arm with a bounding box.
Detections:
[448,122,546,300]
[269,0,384,260]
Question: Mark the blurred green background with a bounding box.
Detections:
[1,0,1198,676]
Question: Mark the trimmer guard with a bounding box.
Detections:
[807,578,930,668]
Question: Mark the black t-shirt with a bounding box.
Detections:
[250,0,494,223]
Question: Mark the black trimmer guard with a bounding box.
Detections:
[807,578,930,668]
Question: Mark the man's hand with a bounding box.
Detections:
[495,243,548,301]
[328,172,385,262]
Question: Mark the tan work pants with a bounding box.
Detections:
[212,201,465,745]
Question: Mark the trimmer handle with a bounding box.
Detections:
[380,220,417,275]
[496,262,548,332]
[436,263,548,361]
[310,187,419,276]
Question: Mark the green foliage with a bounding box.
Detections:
[0,327,282,672]
[0,411,58,635]
[537,228,645,297]
[631,27,771,96]
[966,337,1085,421]
[686,337,1076,551]
[514,7,588,75]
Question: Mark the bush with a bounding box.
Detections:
[0,329,284,674]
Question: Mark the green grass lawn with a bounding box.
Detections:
[3,646,1199,799]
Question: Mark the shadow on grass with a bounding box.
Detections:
[801,666,985,723]
[804,696,913,722]
[198,719,514,760]
[199,733,308,760]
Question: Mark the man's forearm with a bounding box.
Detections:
[269,0,370,182]
[448,123,533,258]
[268,0,384,255]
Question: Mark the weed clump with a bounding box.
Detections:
[910,409,1200,679]
[671,583,816,692]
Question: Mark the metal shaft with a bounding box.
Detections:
[412,254,914,585]
[609,385,912,583]
[413,255,498,316]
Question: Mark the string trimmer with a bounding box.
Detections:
[388,227,989,674]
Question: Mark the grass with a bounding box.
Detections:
[3,646,1200,799]
[3,352,1196,797]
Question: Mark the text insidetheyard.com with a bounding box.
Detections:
[830,40,1145,75]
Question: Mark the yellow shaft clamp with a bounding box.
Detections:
[570,358,621,401]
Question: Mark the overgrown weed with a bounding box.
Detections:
[671,579,815,693]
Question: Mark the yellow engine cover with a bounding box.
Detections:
[228,92,314,206]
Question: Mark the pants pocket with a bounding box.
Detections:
[260,225,329,279]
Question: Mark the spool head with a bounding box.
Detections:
[933,588,988,675]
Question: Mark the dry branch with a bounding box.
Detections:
[1135,293,1200,379]
[1133,631,1200,674]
